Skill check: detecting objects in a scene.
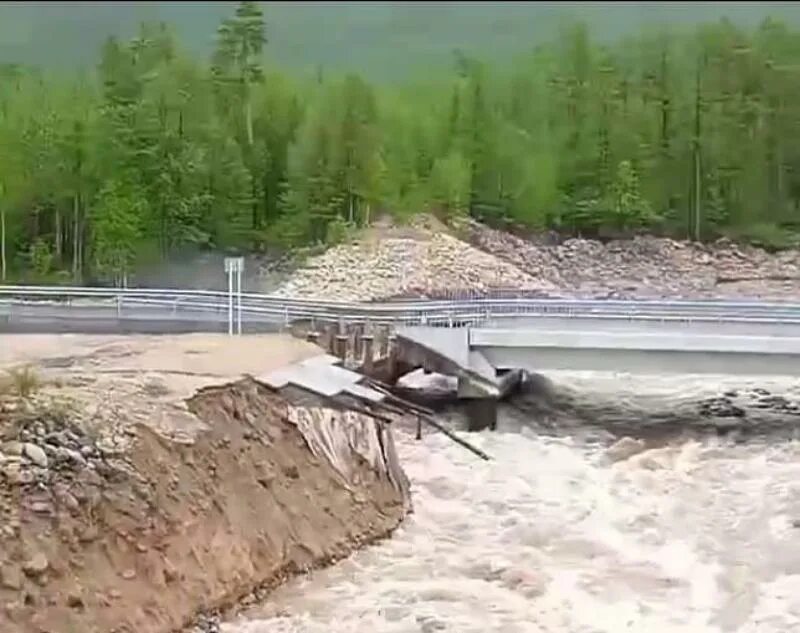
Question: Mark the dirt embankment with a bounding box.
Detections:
[0,335,411,633]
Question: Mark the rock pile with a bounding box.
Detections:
[272,231,557,302]
[271,215,800,302]
[465,221,800,299]
[698,388,800,419]
[0,397,136,522]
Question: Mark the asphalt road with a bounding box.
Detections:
[0,302,283,334]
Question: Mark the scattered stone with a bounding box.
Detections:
[29,501,53,515]
[120,568,137,580]
[66,591,84,609]
[699,398,746,419]
[22,443,48,469]
[0,565,23,590]
[193,612,221,633]
[162,558,179,584]
[2,461,21,485]
[2,442,22,456]
[22,552,49,578]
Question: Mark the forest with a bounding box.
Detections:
[1,1,800,284]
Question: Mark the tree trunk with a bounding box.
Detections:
[691,64,703,241]
[244,90,254,147]
[55,208,62,262]
[72,193,82,281]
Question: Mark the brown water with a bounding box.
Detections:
[225,372,800,633]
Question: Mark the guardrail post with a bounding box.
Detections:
[325,323,338,355]
[361,333,374,374]
[116,294,122,318]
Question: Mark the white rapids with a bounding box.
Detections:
[225,373,800,633]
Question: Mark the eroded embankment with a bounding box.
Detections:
[0,378,410,633]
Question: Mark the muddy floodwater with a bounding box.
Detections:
[225,373,800,633]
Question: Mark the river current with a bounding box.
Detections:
[225,372,800,633]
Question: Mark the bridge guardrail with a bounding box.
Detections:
[2,285,800,326]
[8,303,800,328]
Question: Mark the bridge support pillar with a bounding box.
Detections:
[465,398,497,432]
[378,331,389,359]
[458,375,499,432]
[335,334,349,362]
[324,323,338,355]
[361,334,374,373]
[352,325,363,362]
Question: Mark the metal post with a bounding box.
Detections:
[224,256,243,336]
[227,269,233,336]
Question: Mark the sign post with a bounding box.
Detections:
[224,257,244,336]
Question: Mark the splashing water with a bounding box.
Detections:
[225,373,800,633]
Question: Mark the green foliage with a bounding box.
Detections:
[28,238,53,277]
[91,179,146,281]
[2,4,800,283]
[428,151,472,217]
[606,160,658,230]
[1,365,40,399]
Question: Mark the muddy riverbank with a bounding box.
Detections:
[0,335,411,633]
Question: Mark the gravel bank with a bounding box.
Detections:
[271,230,556,302]
[464,221,800,300]
[271,216,800,301]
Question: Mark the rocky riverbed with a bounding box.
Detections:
[271,216,800,301]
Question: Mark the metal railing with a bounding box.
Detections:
[3,284,800,328]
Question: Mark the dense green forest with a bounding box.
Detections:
[1,1,800,284]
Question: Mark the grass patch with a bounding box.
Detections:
[0,365,41,399]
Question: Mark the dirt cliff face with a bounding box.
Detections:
[0,379,410,633]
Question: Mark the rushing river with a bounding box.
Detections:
[225,373,800,633]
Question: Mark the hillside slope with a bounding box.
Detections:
[1,2,800,79]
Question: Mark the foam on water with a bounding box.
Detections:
[225,373,800,633]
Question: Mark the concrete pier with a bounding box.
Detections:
[388,326,510,432]
[335,334,349,361]
[361,334,374,374]
[465,398,497,432]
